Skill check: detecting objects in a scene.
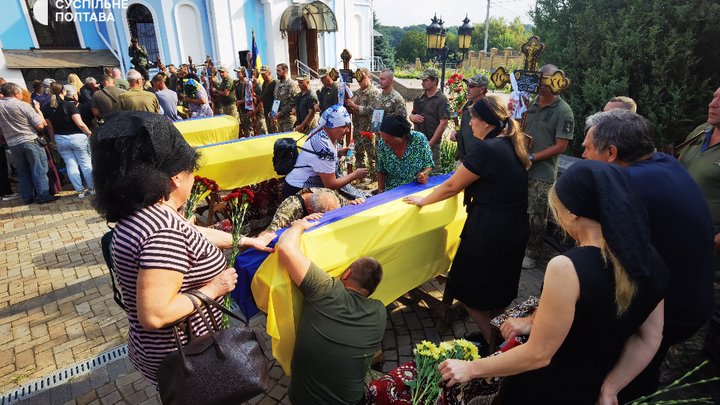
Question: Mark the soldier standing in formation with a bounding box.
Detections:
[260,66,278,134]
[214,66,238,120]
[293,75,319,134]
[317,68,340,113]
[344,68,381,179]
[377,69,408,120]
[234,68,263,137]
[272,63,299,132]
[250,69,268,135]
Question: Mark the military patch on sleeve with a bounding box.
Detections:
[563,120,574,134]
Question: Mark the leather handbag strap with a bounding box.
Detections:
[186,290,249,327]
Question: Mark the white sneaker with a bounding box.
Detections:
[2,193,19,201]
[522,256,536,270]
[88,190,96,196]
[78,192,86,199]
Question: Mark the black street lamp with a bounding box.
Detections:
[427,14,472,91]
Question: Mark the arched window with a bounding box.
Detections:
[26,0,80,48]
[127,4,160,64]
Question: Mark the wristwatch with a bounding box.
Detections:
[529,154,534,162]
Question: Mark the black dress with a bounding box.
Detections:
[500,247,668,404]
[446,136,529,310]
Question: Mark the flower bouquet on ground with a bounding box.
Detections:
[406,339,479,405]
[220,187,255,326]
[184,176,219,220]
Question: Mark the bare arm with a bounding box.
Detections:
[136,267,237,330]
[439,255,579,385]
[377,172,386,193]
[598,301,665,405]
[71,114,92,136]
[403,164,479,207]
[429,119,448,146]
[295,106,316,132]
[276,217,319,286]
[318,169,367,190]
[533,138,569,162]
[193,225,275,253]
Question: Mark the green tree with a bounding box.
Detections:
[373,13,396,69]
[471,17,529,52]
[532,0,720,155]
[396,30,428,64]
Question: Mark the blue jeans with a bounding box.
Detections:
[55,133,94,192]
[9,139,50,202]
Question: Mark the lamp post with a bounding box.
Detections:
[427,14,472,91]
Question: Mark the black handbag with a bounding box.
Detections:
[157,290,269,405]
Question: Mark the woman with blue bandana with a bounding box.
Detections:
[283,105,368,197]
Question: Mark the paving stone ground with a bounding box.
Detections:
[2,189,719,405]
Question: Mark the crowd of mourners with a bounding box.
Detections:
[2,41,719,404]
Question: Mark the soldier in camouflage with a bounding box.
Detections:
[377,69,408,120]
[250,70,268,135]
[344,68,381,178]
[272,63,299,132]
[317,67,340,114]
[263,187,364,233]
[214,66,238,119]
[234,69,256,137]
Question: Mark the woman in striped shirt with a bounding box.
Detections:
[91,111,274,384]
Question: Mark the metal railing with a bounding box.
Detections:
[372,56,386,72]
[295,60,320,79]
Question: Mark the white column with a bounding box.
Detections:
[161,0,181,64]
[209,0,236,67]
[261,0,289,71]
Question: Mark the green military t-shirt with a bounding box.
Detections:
[525,96,575,183]
[289,262,386,405]
[678,123,720,232]
[217,76,236,106]
[317,82,339,114]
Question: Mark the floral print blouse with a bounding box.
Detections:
[377,130,434,190]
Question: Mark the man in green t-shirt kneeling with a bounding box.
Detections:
[276,215,387,405]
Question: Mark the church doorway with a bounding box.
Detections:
[280,1,337,77]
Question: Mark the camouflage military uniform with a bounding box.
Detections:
[215,76,238,119]
[273,78,299,132]
[265,187,349,232]
[235,81,264,137]
[377,89,407,119]
[350,85,381,178]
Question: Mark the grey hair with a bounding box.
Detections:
[0,82,22,97]
[126,69,143,83]
[63,84,77,97]
[111,68,122,77]
[85,77,97,84]
[308,192,340,213]
[585,109,655,163]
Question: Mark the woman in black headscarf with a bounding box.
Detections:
[92,112,273,385]
[438,160,668,405]
[404,95,531,353]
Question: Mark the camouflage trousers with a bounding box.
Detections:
[217,103,239,120]
[430,143,442,175]
[352,131,377,180]
[526,178,553,260]
[238,113,268,137]
[276,116,295,133]
[266,117,279,134]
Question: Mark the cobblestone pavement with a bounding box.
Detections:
[2,191,718,405]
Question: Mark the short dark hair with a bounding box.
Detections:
[32,80,42,91]
[151,74,165,84]
[277,63,289,71]
[100,74,113,84]
[348,257,383,295]
[585,109,655,163]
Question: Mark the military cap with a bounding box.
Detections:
[463,74,490,87]
[419,68,440,80]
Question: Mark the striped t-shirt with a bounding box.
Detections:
[112,204,227,384]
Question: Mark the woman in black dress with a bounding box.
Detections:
[438,161,668,404]
[404,95,531,351]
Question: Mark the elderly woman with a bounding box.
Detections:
[283,105,368,198]
[42,82,94,198]
[376,115,434,192]
[92,112,274,385]
[404,96,530,352]
[184,73,213,118]
[437,160,668,404]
